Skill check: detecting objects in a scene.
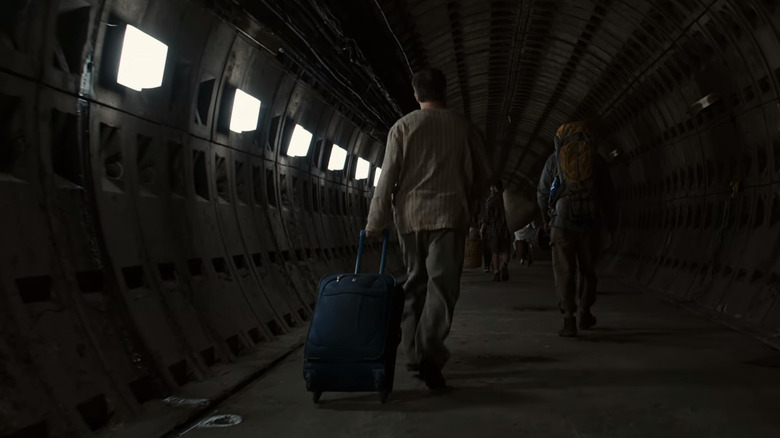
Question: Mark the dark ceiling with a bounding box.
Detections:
[221,0,762,188]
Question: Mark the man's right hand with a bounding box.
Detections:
[541,212,551,234]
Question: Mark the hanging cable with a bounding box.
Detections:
[231,0,390,126]
[372,0,414,76]
[310,0,404,118]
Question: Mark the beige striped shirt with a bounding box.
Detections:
[367,108,491,235]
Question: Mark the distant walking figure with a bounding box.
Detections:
[475,190,494,273]
[480,181,511,282]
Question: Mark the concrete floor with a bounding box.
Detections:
[178,260,780,438]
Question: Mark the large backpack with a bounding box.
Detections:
[551,121,600,228]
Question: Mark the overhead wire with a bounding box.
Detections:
[243,0,395,128]
[372,0,414,77]
[309,0,405,118]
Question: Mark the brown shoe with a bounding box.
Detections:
[416,361,446,390]
[558,317,577,337]
[579,311,597,330]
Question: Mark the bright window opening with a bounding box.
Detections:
[355,158,370,180]
[116,25,168,91]
[327,145,347,171]
[373,167,382,187]
[287,124,313,157]
[229,89,261,133]
[691,93,719,112]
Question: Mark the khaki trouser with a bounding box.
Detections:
[399,229,466,369]
[550,227,600,316]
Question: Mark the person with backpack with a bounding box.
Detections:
[536,121,617,337]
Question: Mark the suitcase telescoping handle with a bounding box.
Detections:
[356,229,390,274]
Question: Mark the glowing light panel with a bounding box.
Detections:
[116,25,168,91]
[229,89,261,133]
[373,167,382,186]
[355,158,370,180]
[287,124,313,157]
[327,145,348,170]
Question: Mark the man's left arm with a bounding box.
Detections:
[365,124,402,237]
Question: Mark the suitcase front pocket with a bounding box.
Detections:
[306,288,392,361]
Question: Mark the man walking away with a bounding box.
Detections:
[366,69,491,389]
[537,121,617,337]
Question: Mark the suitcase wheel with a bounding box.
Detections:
[379,391,389,404]
[312,391,322,404]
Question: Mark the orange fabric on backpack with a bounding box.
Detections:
[559,140,593,183]
[555,121,590,141]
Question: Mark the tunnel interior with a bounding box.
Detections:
[2,0,780,437]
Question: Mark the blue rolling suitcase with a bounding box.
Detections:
[303,229,404,404]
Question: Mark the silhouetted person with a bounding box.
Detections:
[473,190,494,273]
[537,121,617,337]
[480,181,511,282]
[482,233,493,272]
[366,68,491,388]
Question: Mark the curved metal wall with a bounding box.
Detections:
[600,0,780,336]
[0,1,402,436]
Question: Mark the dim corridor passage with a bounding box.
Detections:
[172,261,780,438]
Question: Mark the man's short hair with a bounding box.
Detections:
[412,69,447,102]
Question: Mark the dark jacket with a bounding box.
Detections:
[481,190,510,239]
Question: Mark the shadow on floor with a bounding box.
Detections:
[512,305,558,312]
[312,361,768,413]
[443,354,558,381]
[574,330,678,344]
[745,355,780,369]
[501,367,775,390]
[314,384,534,412]
[455,354,560,366]
[446,369,528,381]
[596,289,642,295]
[446,364,775,391]
[572,325,731,344]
